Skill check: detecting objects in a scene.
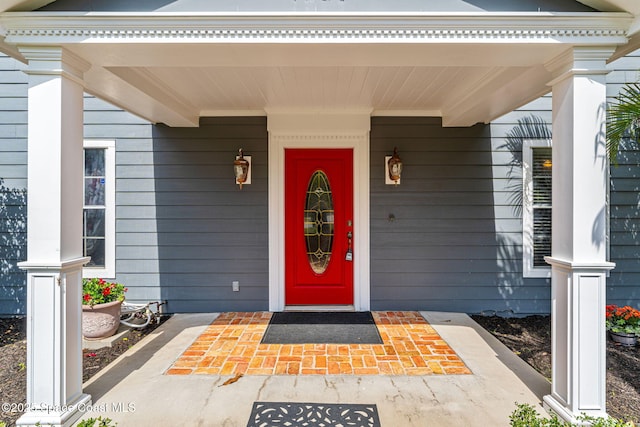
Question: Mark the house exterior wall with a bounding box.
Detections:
[1,51,640,315]
[106,114,270,313]
[0,54,26,315]
[370,112,552,314]
[608,54,640,308]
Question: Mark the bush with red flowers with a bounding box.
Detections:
[606,304,640,336]
[82,278,127,307]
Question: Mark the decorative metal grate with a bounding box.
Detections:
[247,402,381,427]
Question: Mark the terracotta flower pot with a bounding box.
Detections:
[82,300,122,339]
[609,331,638,347]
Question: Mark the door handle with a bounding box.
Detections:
[346,231,353,261]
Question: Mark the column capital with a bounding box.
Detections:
[18,257,91,272]
[545,46,616,87]
[18,46,90,84]
[545,256,615,271]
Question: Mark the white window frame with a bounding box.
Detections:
[523,139,552,278]
[82,139,116,279]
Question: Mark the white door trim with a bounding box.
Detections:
[267,112,371,312]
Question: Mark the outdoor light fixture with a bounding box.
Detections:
[234,148,251,189]
[385,147,403,185]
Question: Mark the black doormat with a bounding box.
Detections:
[261,311,383,344]
[247,402,381,427]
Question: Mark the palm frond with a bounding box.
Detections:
[607,83,640,163]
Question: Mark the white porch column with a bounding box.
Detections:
[16,47,91,427]
[543,47,616,423]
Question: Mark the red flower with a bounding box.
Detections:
[82,278,127,305]
[606,304,640,335]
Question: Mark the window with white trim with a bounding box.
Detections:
[83,140,115,278]
[523,139,552,278]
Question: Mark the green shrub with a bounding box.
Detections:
[510,403,635,427]
[76,417,117,427]
[510,403,567,427]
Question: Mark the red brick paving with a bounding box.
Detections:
[167,311,471,376]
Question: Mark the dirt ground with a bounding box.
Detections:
[0,316,167,427]
[471,315,640,424]
[1,315,638,426]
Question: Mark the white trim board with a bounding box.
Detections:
[522,138,552,278]
[82,139,116,279]
[267,112,371,312]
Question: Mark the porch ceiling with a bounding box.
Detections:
[76,42,570,127]
[0,11,635,127]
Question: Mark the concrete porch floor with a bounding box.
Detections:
[79,312,550,426]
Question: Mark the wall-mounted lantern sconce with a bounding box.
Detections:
[234,148,251,189]
[385,147,402,185]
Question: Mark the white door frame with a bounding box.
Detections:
[267,112,371,311]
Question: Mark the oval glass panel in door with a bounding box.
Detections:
[304,170,334,274]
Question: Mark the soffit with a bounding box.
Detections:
[577,1,639,14]
[0,12,633,127]
[0,0,55,12]
[578,0,640,54]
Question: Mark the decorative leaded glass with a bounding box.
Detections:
[304,171,334,274]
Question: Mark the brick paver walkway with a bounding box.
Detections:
[166,311,471,376]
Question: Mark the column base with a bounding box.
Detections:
[16,393,91,427]
[543,395,608,425]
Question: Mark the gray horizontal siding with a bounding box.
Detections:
[115,116,269,313]
[117,273,268,287]
[607,50,640,310]
[0,55,27,315]
[117,245,267,260]
[370,115,550,315]
[116,205,266,219]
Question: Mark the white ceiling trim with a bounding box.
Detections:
[576,0,640,58]
[105,66,197,123]
[443,65,553,126]
[199,109,269,117]
[628,15,640,37]
[81,65,199,126]
[371,109,441,117]
[0,11,635,127]
[0,12,632,45]
[610,30,640,61]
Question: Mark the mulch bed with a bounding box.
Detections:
[471,315,640,424]
[0,316,168,427]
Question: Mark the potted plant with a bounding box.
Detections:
[82,278,127,339]
[605,304,640,346]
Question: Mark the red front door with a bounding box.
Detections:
[285,149,354,305]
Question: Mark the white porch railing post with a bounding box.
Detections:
[543,47,616,423]
[16,46,91,427]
